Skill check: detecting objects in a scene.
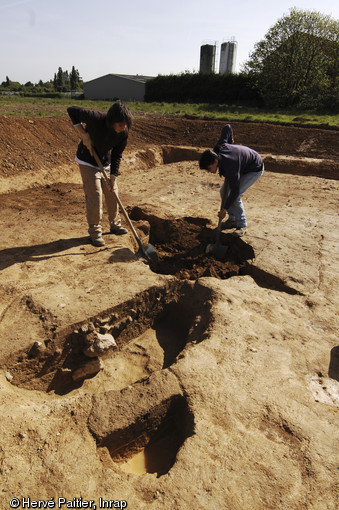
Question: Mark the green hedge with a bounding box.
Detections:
[145,72,262,105]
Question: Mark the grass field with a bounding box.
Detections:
[0,96,338,128]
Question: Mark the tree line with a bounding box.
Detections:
[0,66,83,95]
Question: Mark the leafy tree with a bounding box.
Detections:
[54,67,66,91]
[244,8,339,109]
[70,66,80,91]
[1,76,11,87]
[0,67,82,95]
[52,66,82,92]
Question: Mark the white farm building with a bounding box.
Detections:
[83,74,154,101]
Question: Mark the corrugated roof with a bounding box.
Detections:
[114,74,154,83]
[84,74,154,84]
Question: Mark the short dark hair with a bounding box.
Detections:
[106,100,133,129]
[199,149,218,170]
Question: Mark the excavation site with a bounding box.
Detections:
[0,113,338,509]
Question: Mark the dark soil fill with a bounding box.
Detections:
[129,211,256,280]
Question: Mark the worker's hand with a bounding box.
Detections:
[82,132,93,156]
[218,209,226,219]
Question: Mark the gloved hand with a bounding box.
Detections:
[218,208,226,219]
[82,132,93,155]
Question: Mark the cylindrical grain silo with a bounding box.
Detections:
[200,44,216,72]
[219,40,237,74]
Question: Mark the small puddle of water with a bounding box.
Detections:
[118,422,177,477]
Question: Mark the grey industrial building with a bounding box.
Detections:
[83,74,154,101]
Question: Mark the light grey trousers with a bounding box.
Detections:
[220,166,264,227]
[79,164,122,237]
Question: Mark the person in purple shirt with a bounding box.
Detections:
[199,124,264,237]
[67,101,133,247]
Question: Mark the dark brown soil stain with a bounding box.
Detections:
[129,209,255,280]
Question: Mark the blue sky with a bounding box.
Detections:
[0,0,338,84]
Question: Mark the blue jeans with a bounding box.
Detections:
[220,166,264,227]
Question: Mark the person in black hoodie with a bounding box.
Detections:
[199,124,264,237]
[67,101,133,246]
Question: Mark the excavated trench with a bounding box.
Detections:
[93,393,194,478]
[4,280,204,477]
[4,281,213,395]
[130,207,300,294]
[130,208,250,279]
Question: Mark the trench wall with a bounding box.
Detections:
[0,145,337,194]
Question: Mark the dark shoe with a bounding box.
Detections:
[110,226,128,235]
[221,219,237,230]
[232,227,248,237]
[90,235,105,247]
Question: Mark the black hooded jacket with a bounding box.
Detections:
[67,106,128,176]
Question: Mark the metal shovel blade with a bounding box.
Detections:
[141,243,158,264]
[206,222,228,259]
[135,236,158,264]
[206,240,228,259]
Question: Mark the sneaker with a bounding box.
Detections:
[232,227,248,237]
[90,235,105,247]
[110,226,128,235]
[221,219,237,230]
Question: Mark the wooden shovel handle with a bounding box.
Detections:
[90,148,143,247]
[217,178,228,232]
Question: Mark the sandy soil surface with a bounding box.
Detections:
[0,112,338,509]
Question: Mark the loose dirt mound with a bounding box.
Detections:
[128,210,253,280]
[0,114,338,179]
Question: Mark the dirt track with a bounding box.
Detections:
[0,113,338,509]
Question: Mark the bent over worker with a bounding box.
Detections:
[199,124,264,237]
[67,101,133,247]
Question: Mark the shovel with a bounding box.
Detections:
[206,181,228,259]
[91,148,158,264]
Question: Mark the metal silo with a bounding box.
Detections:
[200,43,217,72]
[219,39,237,74]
